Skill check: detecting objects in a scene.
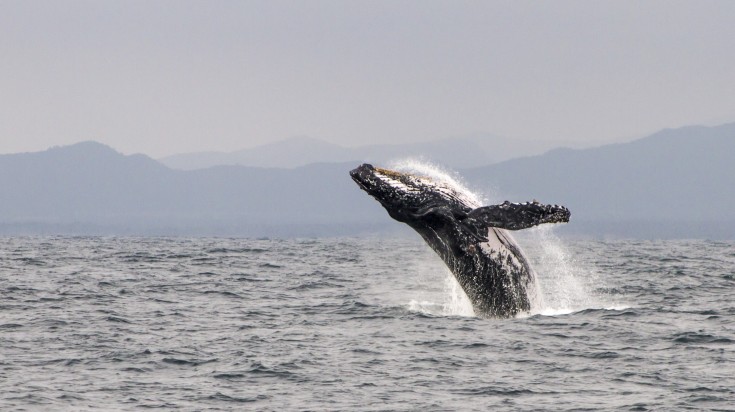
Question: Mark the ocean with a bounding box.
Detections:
[1,233,734,411]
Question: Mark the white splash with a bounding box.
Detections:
[523,226,624,317]
[441,271,476,316]
[407,271,475,317]
[388,158,484,207]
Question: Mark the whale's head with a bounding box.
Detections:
[349,163,473,223]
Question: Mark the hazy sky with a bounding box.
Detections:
[1,1,734,157]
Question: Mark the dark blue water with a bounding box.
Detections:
[1,234,734,411]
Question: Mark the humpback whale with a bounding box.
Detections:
[350,163,570,318]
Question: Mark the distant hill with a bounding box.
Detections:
[158,134,575,170]
[0,141,389,236]
[1,123,734,238]
[462,123,735,238]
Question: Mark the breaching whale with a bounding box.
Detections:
[350,163,570,318]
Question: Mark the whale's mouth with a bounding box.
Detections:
[350,163,423,213]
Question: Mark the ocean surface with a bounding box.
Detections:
[1,233,734,411]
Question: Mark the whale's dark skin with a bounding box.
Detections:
[350,163,570,318]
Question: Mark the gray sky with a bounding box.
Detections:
[1,0,734,157]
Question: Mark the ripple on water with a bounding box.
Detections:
[0,237,734,411]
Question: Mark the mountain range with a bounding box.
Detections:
[158,134,580,170]
[461,123,735,238]
[0,143,380,236]
[1,123,733,238]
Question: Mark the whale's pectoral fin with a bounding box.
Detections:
[465,201,570,231]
